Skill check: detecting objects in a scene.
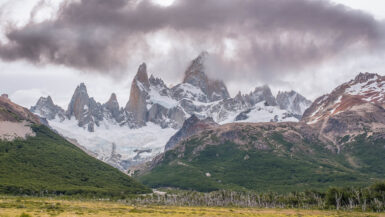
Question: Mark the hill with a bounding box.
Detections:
[0,95,150,196]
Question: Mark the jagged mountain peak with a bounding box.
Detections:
[251,85,273,95]
[353,72,380,83]
[183,52,230,101]
[149,74,167,88]
[245,85,277,106]
[183,54,209,89]
[77,82,88,93]
[31,95,65,121]
[302,72,385,125]
[135,63,150,89]
[66,82,104,131]
[103,93,122,123]
[188,51,208,69]
[125,64,151,126]
[107,93,118,103]
[276,90,312,115]
[69,83,90,105]
[37,96,54,106]
[67,83,90,115]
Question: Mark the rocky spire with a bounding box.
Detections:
[67,83,90,120]
[104,93,122,122]
[244,85,277,106]
[66,83,103,132]
[135,63,150,90]
[104,93,119,110]
[125,63,150,126]
[183,52,230,101]
[30,96,65,121]
[183,52,209,93]
[109,93,117,102]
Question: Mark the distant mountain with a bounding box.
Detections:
[137,73,385,192]
[31,52,312,171]
[302,72,385,145]
[182,52,230,101]
[0,95,150,195]
[277,90,312,116]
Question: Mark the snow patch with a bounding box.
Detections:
[221,101,298,124]
[148,87,178,109]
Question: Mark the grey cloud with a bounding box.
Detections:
[0,0,384,77]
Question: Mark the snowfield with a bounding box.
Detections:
[48,117,177,168]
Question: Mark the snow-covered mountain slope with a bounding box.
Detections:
[231,101,299,124]
[48,117,176,171]
[31,52,311,171]
[302,72,385,125]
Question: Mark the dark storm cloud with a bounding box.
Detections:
[0,0,383,75]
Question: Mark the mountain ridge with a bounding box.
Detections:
[31,53,312,171]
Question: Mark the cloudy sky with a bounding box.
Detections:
[0,0,384,108]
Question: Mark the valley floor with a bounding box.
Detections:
[0,196,384,217]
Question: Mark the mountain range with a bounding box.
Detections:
[31,52,312,171]
[2,55,385,193]
[138,72,385,192]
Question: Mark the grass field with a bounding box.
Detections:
[0,196,384,217]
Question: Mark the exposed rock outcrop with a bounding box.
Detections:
[0,96,40,141]
[125,63,150,126]
[183,52,230,102]
[1,95,40,124]
[30,96,65,121]
[66,83,104,132]
[165,115,218,151]
[103,93,124,123]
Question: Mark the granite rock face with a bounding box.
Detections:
[125,63,150,127]
[103,93,123,123]
[30,96,65,121]
[66,83,104,132]
[183,52,230,102]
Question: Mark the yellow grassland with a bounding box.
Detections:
[0,196,384,217]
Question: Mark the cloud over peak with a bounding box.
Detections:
[0,0,384,78]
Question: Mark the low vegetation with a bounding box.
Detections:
[138,131,385,192]
[0,125,150,196]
